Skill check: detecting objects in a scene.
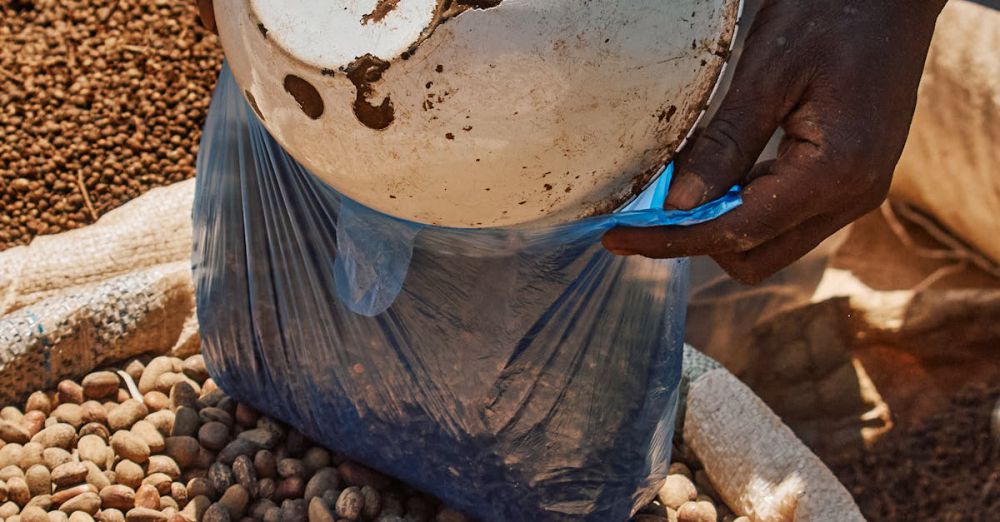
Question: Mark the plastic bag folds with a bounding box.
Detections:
[192,64,740,521]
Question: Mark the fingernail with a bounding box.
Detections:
[664,175,707,211]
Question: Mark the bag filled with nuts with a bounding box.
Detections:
[190,65,741,522]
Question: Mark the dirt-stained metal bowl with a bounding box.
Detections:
[216,0,742,228]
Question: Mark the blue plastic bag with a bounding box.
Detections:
[192,64,740,521]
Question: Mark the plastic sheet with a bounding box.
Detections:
[192,64,740,521]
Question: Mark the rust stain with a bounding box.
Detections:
[361,0,401,25]
[283,75,324,119]
[345,54,395,130]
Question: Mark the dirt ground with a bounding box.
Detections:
[834,385,1000,522]
[1,1,997,521]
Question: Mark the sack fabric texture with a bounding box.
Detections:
[192,64,739,521]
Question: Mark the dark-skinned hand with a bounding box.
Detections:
[196,1,947,285]
[602,0,948,284]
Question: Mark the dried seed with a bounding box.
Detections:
[57,381,85,405]
[110,432,149,464]
[51,462,88,488]
[99,485,136,511]
[82,372,120,400]
[335,487,364,521]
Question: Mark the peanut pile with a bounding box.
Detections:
[634,448,747,522]
[0,355,474,522]
[0,352,747,522]
[0,0,222,249]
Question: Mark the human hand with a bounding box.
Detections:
[602,0,947,284]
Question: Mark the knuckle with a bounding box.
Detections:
[692,116,749,168]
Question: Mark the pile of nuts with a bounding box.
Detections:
[632,452,748,522]
[0,354,475,522]
[0,0,222,249]
[0,351,747,522]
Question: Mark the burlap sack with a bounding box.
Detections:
[891,0,1000,264]
[0,180,197,403]
[0,179,195,315]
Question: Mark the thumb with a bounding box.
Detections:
[664,57,790,210]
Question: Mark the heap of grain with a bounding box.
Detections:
[0,0,221,249]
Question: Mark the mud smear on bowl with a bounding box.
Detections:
[346,1,502,130]
[345,54,395,130]
[283,75,324,119]
[361,0,401,25]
